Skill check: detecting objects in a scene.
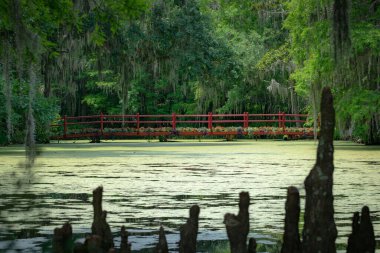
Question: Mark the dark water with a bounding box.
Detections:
[0,140,379,252]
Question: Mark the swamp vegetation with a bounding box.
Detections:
[0,140,379,252]
[0,0,380,147]
[0,1,380,252]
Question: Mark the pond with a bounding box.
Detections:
[0,140,379,252]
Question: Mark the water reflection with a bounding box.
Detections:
[0,140,379,252]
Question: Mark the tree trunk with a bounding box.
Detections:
[366,115,380,145]
[25,65,37,167]
[2,38,13,144]
[302,87,337,253]
[42,54,52,97]
[310,83,321,140]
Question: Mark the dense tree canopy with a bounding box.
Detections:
[1,0,379,145]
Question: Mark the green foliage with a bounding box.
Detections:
[1,0,379,144]
[0,79,59,144]
[336,88,380,143]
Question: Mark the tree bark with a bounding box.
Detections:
[281,186,300,253]
[91,186,114,251]
[224,192,250,253]
[120,226,132,253]
[1,38,13,144]
[52,222,73,253]
[179,205,200,253]
[302,87,337,253]
[154,226,169,253]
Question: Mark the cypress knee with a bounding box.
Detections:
[224,192,250,253]
[357,206,375,253]
[91,186,114,251]
[347,206,375,253]
[120,226,132,253]
[248,238,257,253]
[52,222,72,253]
[154,226,169,253]
[179,205,200,253]
[281,186,300,253]
[347,212,360,253]
[85,235,103,253]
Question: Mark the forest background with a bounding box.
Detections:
[0,0,379,146]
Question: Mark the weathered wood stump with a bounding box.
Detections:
[347,206,375,253]
[52,222,73,253]
[120,226,132,253]
[91,186,114,251]
[224,192,250,253]
[302,87,337,253]
[179,205,200,253]
[154,226,169,253]
[281,186,300,253]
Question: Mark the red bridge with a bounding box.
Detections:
[50,113,315,140]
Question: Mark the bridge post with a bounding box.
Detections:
[172,113,176,130]
[244,112,249,128]
[278,112,282,129]
[100,112,104,135]
[137,113,140,134]
[208,112,213,131]
[63,115,67,138]
[282,112,286,132]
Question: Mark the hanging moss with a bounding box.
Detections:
[1,38,13,144]
[333,0,350,62]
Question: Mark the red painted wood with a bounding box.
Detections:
[50,112,312,140]
[172,113,176,129]
[100,113,104,134]
[208,112,213,130]
[244,112,249,128]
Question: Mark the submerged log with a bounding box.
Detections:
[179,205,200,253]
[91,186,114,251]
[120,226,132,253]
[52,222,73,253]
[154,226,169,253]
[224,192,250,253]
[281,186,300,253]
[302,87,337,253]
[347,206,375,253]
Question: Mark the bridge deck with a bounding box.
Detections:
[50,113,315,140]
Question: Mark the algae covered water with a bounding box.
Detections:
[0,140,379,252]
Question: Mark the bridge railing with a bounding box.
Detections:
[50,112,311,139]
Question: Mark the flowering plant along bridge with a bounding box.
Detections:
[50,112,315,140]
